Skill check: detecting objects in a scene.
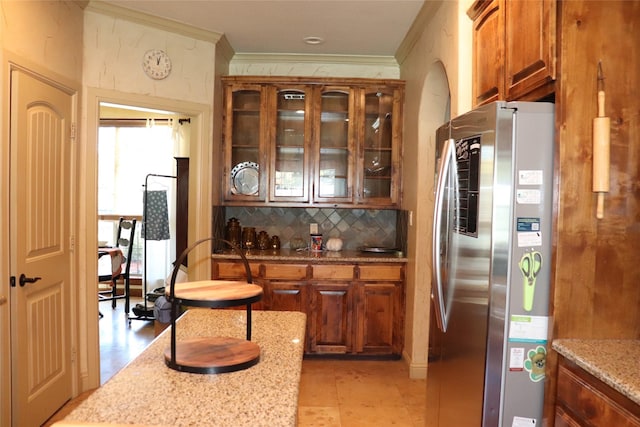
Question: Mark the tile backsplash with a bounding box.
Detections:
[213,206,407,253]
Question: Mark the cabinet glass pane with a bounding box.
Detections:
[362,91,393,199]
[318,91,349,198]
[231,90,261,167]
[274,89,305,197]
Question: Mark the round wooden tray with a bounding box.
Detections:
[164,337,260,374]
[167,280,263,308]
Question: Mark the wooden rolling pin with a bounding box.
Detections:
[593,61,610,219]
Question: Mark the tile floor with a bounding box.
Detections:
[44,297,428,426]
[299,359,427,426]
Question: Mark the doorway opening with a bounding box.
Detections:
[96,101,191,382]
[83,87,212,390]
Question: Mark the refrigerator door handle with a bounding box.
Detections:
[432,137,455,333]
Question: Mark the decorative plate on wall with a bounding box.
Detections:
[231,162,259,195]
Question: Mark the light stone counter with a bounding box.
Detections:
[552,339,640,406]
[61,309,306,427]
[212,248,407,263]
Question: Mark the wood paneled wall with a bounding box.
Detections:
[546,1,640,421]
[553,0,640,343]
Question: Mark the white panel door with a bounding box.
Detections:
[10,69,73,427]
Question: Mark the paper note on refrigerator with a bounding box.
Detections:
[508,315,548,343]
[509,347,525,371]
[512,416,537,426]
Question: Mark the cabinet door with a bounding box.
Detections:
[269,85,312,203]
[355,282,402,355]
[223,84,268,201]
[266,281,307,313]
[357,86,402,206]
[470,0,504,106]
[554,407,582,427]
[504,0,556,100]
[309,282,353,354]
[212,260,262,281]
[312,86,355,204]
[556,359,640,427]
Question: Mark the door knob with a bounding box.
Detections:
[19,274,41,287]
[0,296,6,305]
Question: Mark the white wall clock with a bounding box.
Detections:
[142,49,172,80]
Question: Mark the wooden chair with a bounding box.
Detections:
[99,217,137,316]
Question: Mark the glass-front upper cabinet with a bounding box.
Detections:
[313,87,355,204]
[270,85,312,203]
[358,86,402,206]
[223,83,267,202]
[221,76,404,208]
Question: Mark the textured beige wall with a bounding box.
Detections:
[1,0,84,82]
[398,0,473,378]
[83,9,217,104]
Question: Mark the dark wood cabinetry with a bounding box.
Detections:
[468,0,556,105]
[540,2,640,421]
[309,282,353,354]
[221,76,404,208]
[262,262,308,313]
[267,281,306,313]
[555,357,640,426]
[212,258,404,357]
[355,265,404,355]
[222,84,268,202]
[175,157,189,265]
[468,0,503,105]
[504,0,556,100]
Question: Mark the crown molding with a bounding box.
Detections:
[231,53,399,67]
[395,0,444,65]
[86,0,224,44]
[216,35,236,63]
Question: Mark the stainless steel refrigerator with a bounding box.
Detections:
[429,101,554,426]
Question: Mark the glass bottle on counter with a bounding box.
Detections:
[226,218,242,249]
[242,227,257,250]
[257,231,270,250]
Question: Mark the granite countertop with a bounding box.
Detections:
[60,309,307,427]
[552,339,640,406]
[212,248,407,263]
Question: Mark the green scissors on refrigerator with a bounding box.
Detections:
[519,250,542,312]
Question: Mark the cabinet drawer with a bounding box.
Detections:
[213,261,260,280]
[358,265,403,281]
[263,264,308,280]
[557,360,640,426]
[312,264,354,280]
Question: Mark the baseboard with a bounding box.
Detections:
[402,349,428,379]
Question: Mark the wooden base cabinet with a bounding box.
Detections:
[212,258,404,357]
[555,356,640,426]
[309,282,354,354]
[356,282,402,355]
[267,281,307,313]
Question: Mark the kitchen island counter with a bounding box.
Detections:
[59,309,306,427]
[552,339,640,406]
